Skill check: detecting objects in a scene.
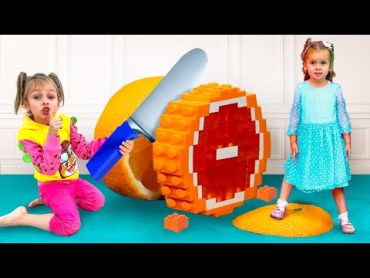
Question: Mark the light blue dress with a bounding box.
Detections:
[284,81,351,193]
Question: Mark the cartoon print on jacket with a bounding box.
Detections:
[60,140,77,178]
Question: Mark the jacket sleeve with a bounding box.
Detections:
[70,123,107,160]
[20,135,61,175]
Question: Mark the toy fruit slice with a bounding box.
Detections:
[153,83,271,216]
[94,77,163,199]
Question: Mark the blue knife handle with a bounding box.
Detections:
[86,121,140,181]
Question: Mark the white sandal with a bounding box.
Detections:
[270,206,285,220]
[341,221,355,234]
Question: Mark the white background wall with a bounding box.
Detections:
[0,35,369,174]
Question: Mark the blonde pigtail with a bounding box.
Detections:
[49,72,65,106]
[15,72,28,114]
[300,38,312,61]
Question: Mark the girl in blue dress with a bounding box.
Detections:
[270,38,355,234]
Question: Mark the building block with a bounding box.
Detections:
[244,187,257,200]
[256,185,277,202]
[164,213,189,233]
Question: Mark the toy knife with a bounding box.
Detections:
[86,48,208,181]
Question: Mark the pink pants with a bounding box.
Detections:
[38,178,105,236]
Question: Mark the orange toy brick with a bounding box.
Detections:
[153,83,271,217]
[256,185,277,202]
[164,213,189,233]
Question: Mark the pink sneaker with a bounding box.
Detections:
[270,206,285,220]
[341,221,355,234]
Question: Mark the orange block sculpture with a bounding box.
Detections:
[153,83,271,217]
[256,185,277,202]
[164,213,189,233]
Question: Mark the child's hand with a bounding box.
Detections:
[291,142,299,162]
[346,143,351,160]
[119,140,134,156]
[48,111,62,136]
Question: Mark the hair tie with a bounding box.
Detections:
[322,40,333,50]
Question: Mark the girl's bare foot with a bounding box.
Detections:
[28,198,44,208]
[0,206,27,227]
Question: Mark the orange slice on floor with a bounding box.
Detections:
[233,203,333,237]
[153,83,270,216]
[94,77,163,200]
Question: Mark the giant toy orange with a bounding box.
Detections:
[95,80,270,218]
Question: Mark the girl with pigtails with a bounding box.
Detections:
[0,72,134,236]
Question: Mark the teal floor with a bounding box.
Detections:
[0,174,369,243]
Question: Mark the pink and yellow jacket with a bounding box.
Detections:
[17,113,106,182]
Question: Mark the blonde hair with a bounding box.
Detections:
[15,72,64,114]
[301,38,336,81]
